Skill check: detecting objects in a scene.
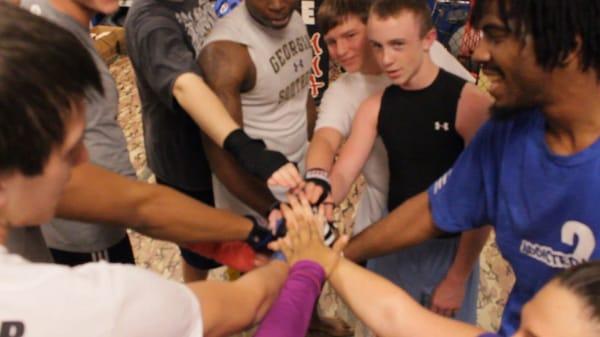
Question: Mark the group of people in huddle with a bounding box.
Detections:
[1,0,599,336]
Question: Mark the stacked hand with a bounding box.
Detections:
[268,194,348,276]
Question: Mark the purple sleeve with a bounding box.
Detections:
[478,333,502,337]
[254,260,326,337]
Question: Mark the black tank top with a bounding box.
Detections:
[378,69,466,210]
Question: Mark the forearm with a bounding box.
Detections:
[191,260,288,337]
[134,183,253,244]
[173,72,239,147]
[444,226,491,282]
[344,192,441,261]
[328,166,355,204]
[254,261,325,337]
[305,135,338,172]
[56,164,252,244]
[329,259,483,337]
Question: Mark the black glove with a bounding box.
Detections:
[244,215,286,253]
[224,129,289,182]
[304,168,332,206]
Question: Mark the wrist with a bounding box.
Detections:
[444,267,471,284]
[304,168,331,205]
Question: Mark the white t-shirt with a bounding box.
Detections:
[315,41,474,234]
[0,245,203,337]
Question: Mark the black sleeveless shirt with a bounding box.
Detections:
[378,69,466,211]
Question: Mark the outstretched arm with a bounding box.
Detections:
[344,191,441,262]
[329,93,382,204]
[199,41,277,214]
[56,163,252,244]
[189,260,288,337]
[271,194,484,337]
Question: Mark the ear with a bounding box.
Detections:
[422,28,437,51]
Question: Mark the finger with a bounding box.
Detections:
[284,163,304,187]
[303,183,323,204]
[280,202,299,232]
[331,235,349,255]
[276,167,298,189]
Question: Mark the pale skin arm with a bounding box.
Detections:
[328,93,382,204]
[301,127,344,204]
[56,163,252,244]
[189,260,288,337]
[275,195,485,337]
[430,83,494,316]
[199,41,276,214]
[171,72,240,147]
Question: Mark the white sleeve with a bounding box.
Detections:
[73,263,203,337]
[315,78,355,137]
[430,41,475,83]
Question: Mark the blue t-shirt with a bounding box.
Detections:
[428,109,600,336]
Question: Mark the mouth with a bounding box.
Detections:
[482,64,505,94]
[270,15,291,27]
[386,69,402,79]
[339,56,356,68]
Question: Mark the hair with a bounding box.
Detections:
[0,2,102,176]
[369,0,434,37]
[471,0,600,78]
[317,0,372,35]
[555,261,600,325]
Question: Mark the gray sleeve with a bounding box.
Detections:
[128,16,202,110]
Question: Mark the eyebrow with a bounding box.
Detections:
[481,23,511,35]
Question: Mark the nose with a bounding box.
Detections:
[337,39,349,58]
[471,32,491,64]
[267,0,285,12]
[381,47,394,67]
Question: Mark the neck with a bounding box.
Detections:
[51,0,93,29]
[542,70,600,155]
[401,55,438,90]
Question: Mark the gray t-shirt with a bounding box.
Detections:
[125,0,217,191]
[22,0,135,252]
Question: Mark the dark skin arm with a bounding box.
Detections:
[306,92,317,140]
[199,41,276,215]
[56,163,252,244]
[344,191,442,262]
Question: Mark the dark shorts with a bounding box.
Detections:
[49,235,135,267]
[156,177,221,270]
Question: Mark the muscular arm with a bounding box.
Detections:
[344,191,441,261]
[199,41,276,214]
[56,163,252,244]
[306,93,317,140]
[329,258,484,337]
[189,260,288,337]
[329,94,381,204]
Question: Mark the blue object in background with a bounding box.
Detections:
[214,0,241,18]
[430,0,471,48]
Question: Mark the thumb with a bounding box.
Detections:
[331,235,349,255]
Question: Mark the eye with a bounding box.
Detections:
[370,41,382,49]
